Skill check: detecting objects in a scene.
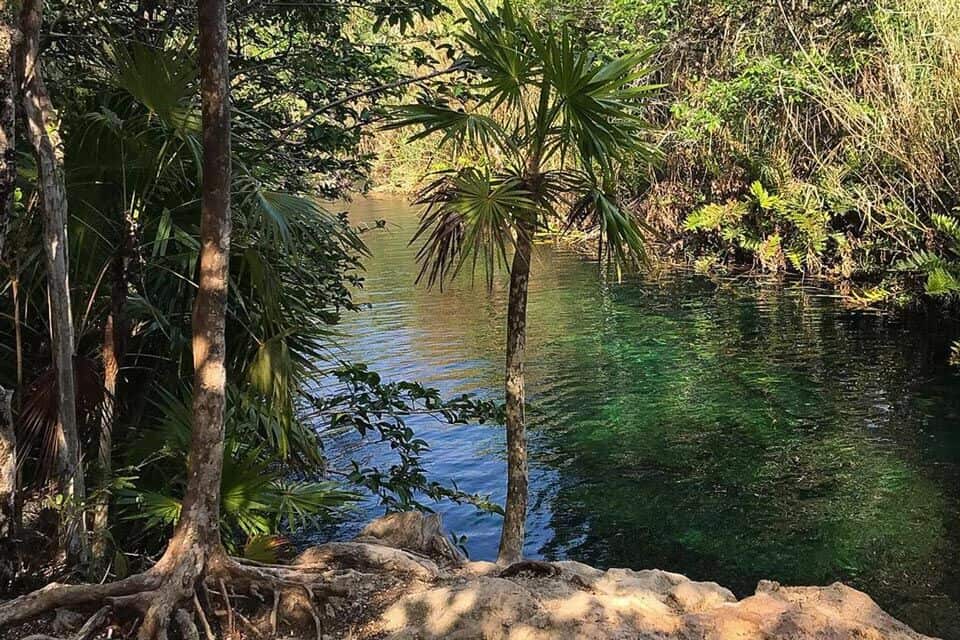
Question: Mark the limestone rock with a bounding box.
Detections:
[381,577,551,640]
[294,541,440,581]
[375,562,935,640]
[356,511,467,565]
[684,580,933,640]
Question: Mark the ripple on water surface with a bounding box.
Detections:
[310,199,960,638]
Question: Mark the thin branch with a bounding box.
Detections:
[266,64,466,150]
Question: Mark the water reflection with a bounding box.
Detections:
[315,198,960,637]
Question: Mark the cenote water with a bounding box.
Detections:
[312,199,960,637]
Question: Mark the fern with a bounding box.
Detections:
[896,249,949,272]
[749,181,784,211]
[897,220,960,298]
[925,267,960,295]
[931,212,960,248]
[683,201,748,231]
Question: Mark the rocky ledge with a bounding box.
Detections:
[328,512,935,640]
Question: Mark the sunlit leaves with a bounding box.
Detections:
[412,168,533,288]
[898,212,960,298]
[393,0,661,282]
[684,201,749,232]
[546,37,661,170]
[385,103,512,157]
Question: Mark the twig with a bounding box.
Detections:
[303,585,323,640]
[219,578,234,638]
[271,590,280,638]
[192,592,216,640]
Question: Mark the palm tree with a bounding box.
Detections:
[389,0,661,564]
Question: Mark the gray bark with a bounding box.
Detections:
[497,222,533,566]
[18,0,85,560]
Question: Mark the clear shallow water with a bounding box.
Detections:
[314,199,960,636]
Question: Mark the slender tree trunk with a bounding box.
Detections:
[91,310,117,569]
[0,0,16,261]
[183,0,231,555]
[0,0,19,555]
[92,217,132,570]
[497,222,533,566]
[116,1,233,634]
[19,0,85,562]
[0,386,13,588]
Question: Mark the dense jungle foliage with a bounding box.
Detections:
[3,0,960,596]
[0,0,503,586]
[372,0,960,339]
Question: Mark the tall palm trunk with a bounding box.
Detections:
[497,221,533,565]
[19,0,85,561]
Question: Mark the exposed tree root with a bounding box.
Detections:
[22,605,111,640]
[174,608,199,640]
[0,552,351,640]
[193,592,215,640]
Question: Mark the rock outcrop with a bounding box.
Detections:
[347,513,936,640]
[356,511,467,565]
[379,565,933,639]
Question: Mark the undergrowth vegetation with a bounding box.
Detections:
[370,0,960,343]
[0,0,502,586]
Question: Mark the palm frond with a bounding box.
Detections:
[458,0,538,115]
[18,356,109,476]
[236,179,367,255]
[412,168,532,288]
[564,178,649,269]
[385,103,513,157]
[546,36,661,169]
[103,42,199,134]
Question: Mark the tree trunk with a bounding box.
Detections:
[92,217,132,570]
[0,0,16,261]
[0,388,14,537]
[18,0,86,562]
[497,222,533,566]
[182,0,231,555]
[114,1,233,634]
[91,310,117,569]
[1,1,19,552]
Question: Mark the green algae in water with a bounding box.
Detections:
[318,199,960,638]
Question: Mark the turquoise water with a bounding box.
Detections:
[316,199,960,636]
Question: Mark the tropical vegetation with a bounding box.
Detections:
[0,0,498,599]
[388,0,660,563]
[1,0,959,637]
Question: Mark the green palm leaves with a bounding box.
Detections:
[389,0,661,287]
[411,169,533,287]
